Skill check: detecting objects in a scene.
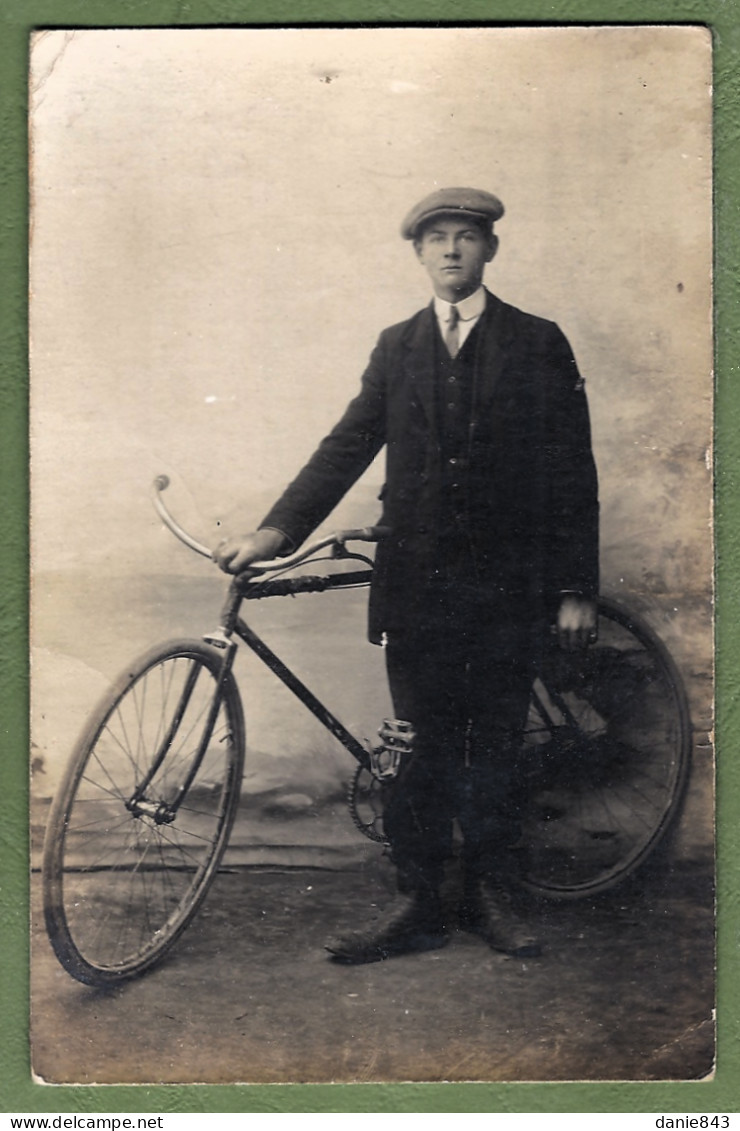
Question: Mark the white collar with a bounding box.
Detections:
[434,286,487,322]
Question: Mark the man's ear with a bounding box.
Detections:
[413,238,424,262]
[486,234,499,263]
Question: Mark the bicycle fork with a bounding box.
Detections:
[126,632,239,825]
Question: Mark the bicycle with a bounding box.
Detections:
[42,476,692,986]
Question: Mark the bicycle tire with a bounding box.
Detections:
[520,596,692,898]
[42,638,245,985]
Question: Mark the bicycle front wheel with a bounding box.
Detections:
[520,597,692,898]
[43,639,245,985]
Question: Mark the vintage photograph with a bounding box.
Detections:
[29,26,714,1084]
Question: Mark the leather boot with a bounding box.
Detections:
[326,888,448,965]
[458,877,541,958]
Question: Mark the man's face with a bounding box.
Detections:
[414,217,497,302]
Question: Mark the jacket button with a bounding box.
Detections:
[418,524,427,534]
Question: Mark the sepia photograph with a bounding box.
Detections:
[29,25,714,1085]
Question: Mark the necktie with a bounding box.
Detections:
[445,305,460,357]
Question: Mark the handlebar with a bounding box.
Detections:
[151,476,212,559]
[151,475,388,574]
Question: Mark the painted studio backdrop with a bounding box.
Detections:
[30,27,712,865]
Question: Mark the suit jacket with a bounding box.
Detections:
[260,289,599,644]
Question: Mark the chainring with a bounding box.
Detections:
[347,763,389,844]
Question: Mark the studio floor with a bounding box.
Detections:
[31,847,714,1086]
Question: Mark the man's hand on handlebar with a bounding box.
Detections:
[212,527,287,575]
[556,593,598,652]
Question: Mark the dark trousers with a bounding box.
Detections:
[382,602,541,893]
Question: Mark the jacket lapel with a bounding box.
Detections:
[471,290,512,417]
[400,303,438,433]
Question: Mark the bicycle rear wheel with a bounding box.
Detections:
[43,639,245,985]
[520,597,692,898]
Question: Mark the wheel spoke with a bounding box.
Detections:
[43,641,244,983]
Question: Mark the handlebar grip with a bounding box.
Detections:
[153,474,170,492]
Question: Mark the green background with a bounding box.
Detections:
[2,0,737,1115]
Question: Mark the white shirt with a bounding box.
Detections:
[433,287,487,353]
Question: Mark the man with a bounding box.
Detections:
[214,187,599,965]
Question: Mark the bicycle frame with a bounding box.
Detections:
[231,579,575,766]
[221,570,376,774]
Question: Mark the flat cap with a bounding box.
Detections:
[401,187,504,240]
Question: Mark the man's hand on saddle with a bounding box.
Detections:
[212,527,287,575]
[556,593,598,651]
